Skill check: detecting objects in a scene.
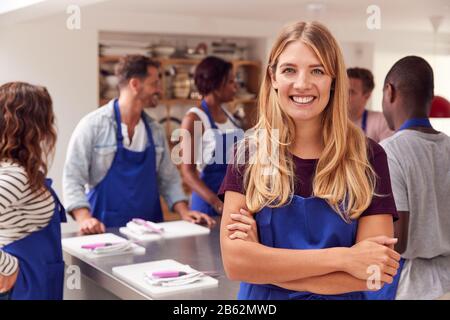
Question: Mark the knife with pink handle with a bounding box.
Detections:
[132,218,164,234]
[151,270,219,278]
[81,242,121,249]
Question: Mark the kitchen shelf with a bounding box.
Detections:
[99,54,261,134]
[99,55,122,63]
[100,55,259,67]
[233,98,258,105]
[100,97,258,108]
[160,98,200,105]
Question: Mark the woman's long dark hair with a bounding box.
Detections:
[0,82,57,192]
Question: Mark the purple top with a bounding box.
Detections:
[219,138,398,220]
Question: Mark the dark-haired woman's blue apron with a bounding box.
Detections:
[238,195,364,300]
[190,100,242,216]
[364,117,433,300]
[2,178,66,300]
[87,99,163,227]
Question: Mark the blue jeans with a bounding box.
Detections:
[0,291,10,300]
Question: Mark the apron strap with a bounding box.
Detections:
[399,118,432,131]
[219,105,242,129]
[201,100,218,130]
[361,110,368,133]
[113,99,124,146]
[201,100,241,130]
[141,113,156,149]
[45,178,67,223]
[115,99,156,149]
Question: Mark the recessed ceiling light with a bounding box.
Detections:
[306,2,327,13]
[429,15,444,33]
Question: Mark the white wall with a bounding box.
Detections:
[430,118,450,136]
[0,14,98,196]
[371,48,450,136]
[372,51,450,111]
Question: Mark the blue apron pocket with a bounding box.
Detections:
[45,262,64,300]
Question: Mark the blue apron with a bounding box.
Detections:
[2,178,66,300]
[364,117,432,300]
[190,100,243,216]
[361,110,368,133]
[87,99,163,228]
[238,195,364,300]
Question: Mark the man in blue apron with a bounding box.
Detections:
[1,179,66,300]
[63,55,214,233]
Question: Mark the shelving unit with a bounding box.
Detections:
[99,55,261,135]
[98,31,265,220]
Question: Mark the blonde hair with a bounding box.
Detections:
[240,21,376,221]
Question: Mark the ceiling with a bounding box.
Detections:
[1,0,449,34]
[93,0,450,33]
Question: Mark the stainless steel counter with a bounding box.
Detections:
[62,218,240,300]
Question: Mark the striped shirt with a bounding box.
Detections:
[0,160,55,276]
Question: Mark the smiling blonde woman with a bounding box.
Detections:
[219,21,401,300]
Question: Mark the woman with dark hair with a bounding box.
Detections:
[180,56,242,216]
[0,82,66,300]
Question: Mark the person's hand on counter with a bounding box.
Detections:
[72,208,106,235]
[173,201,216,228]
[181,210,216,228]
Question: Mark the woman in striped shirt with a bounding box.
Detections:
[0,82,65,300]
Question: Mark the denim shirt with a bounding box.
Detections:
[62,100,188,214]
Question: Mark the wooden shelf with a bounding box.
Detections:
[233,60,261,68]
[100,55,260,67]
[159,98,257,106]
[99,55,122,63]
[99,54,261,130]
[158,58,201,65]
[160,98,200,105]
[99,98,257,107]
[100,56,198,65]
[233,98,257,105]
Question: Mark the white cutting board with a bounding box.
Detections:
[62,233,145,259]
[112,259,218,298]
[119,220,210,242]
